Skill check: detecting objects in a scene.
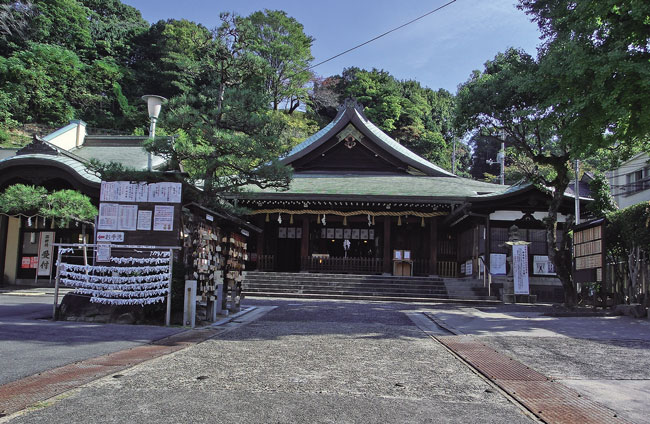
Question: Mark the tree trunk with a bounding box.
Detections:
[545,165,577,306]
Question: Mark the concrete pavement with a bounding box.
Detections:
[426,304,650,424]
[3,293,648,423]
[2,298,536,423]
[0,288,184,386]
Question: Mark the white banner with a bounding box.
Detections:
[513,244,530,295]
[37,231,55,276]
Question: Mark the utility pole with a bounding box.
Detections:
[498,141,505,185]
[452,137,457,174]
[574,159,580,225]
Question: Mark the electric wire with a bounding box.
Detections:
[305,0,457,72]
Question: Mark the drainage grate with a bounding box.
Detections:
[437,336,631,424]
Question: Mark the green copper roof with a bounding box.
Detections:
[242,174,508,200]
[281,100,454,177]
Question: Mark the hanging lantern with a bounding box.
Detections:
[265,213,270,222]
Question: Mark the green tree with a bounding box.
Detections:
[248,9,314,113]
[81,0,148,62]
[0,0,36,55]
[0,184,97,224]
[149,13,292,206]
[456,48,594,305]
[0,42,88,124]
[606,202,650,304]
[518,0,650,148]
[30,0,93,55]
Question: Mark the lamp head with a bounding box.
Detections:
[141,95,167,119]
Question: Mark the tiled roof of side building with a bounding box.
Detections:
[0,153,101,184]
[71,145,166,171]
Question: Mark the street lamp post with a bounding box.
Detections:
[142,95,167,171]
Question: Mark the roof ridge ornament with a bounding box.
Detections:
[337,98,366,118]
[16,135,59,156]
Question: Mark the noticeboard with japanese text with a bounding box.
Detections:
[97,181,182,251]
[573,219,606,284]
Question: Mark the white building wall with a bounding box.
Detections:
[42,120,86,151]
[608,152,650,209]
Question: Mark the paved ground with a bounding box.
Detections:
[428,304,650,424]
[0,288,183,386]
[2,291,649,423]
[2,297,535,424]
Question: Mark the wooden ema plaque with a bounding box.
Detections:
[573,218,606,284]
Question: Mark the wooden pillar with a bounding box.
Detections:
[256,217,265,257]
[429,216,438,275]
[383,217,392,274]
[300,216,309,271]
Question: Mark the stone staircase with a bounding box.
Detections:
[242,272,498,303]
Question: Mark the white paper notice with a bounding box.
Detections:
[148,182,182,203]
[465,259,473,275]
[118,204,138,231]
[96,243,111,262]
[153,205,174,231]
[533,255,556,275]
[135,183,149,202]
[116,181,136,202]
[137,210,152,231]
[98,203,119,230]
[490,253,507,275]
[513,244,530,295]
[100,182,118,202]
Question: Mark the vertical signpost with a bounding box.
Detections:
[513,244,530,295]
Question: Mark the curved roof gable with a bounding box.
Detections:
[281,100,455,177]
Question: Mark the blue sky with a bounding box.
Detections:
[122,0,542,93]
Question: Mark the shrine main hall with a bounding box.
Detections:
[235,100,575,282]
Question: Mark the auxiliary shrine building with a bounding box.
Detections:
[236,100,578,300]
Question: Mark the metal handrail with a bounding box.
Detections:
[478,256,492,297]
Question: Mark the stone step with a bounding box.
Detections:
[245,272,443,282]
[244,286,447,295]
[242,272,496,302]
[243,292,500,304]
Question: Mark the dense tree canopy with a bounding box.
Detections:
[148,13,293,206]
[248,9,314,113]
[518,0,650,145]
